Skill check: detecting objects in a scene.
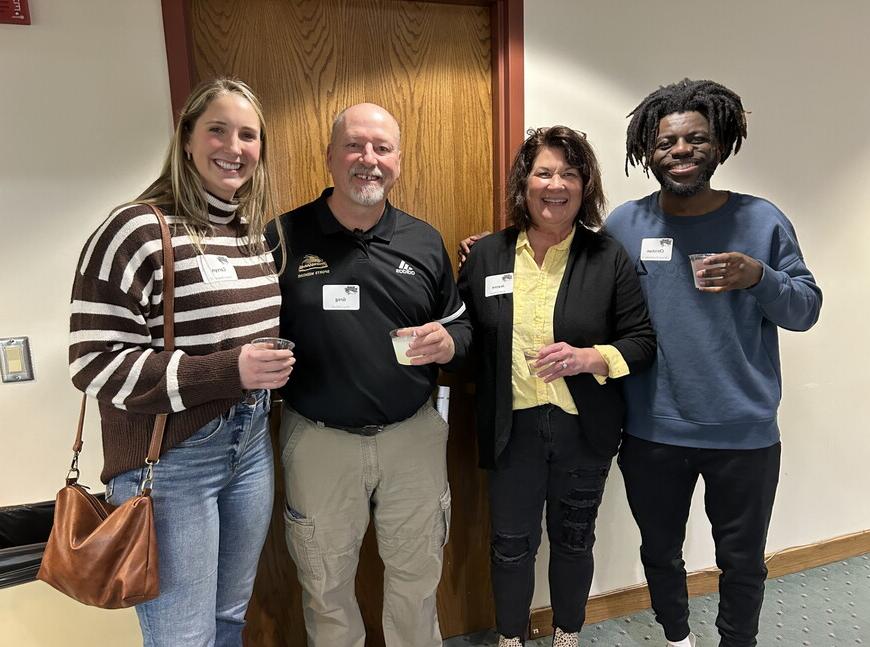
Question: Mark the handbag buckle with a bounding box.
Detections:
[66,451,80,484]
[139,458,159,495]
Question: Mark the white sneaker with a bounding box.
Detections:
[552,627,579,647]
[667,632,696,647]
[498,636,523,647]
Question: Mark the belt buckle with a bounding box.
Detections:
[358,425,384,437]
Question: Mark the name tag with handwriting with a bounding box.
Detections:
[640,238,673,262]
[485,272,514,297]
[322,284,360,310]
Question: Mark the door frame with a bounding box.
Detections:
[159,0,524,229]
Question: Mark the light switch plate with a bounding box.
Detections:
[0,337,35,382]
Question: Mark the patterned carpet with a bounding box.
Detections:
[444,552,870,646]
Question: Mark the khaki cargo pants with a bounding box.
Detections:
[279,403,452,647]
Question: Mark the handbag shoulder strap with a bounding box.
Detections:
[146,205,174,463]
[71,204,176,466]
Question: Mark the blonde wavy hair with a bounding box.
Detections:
[135,78,282,258]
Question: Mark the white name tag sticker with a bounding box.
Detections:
[197,254,238,282]
[485,272,514,297]
[640,238,674,262]
[322,284,360,310]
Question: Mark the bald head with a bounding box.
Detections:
[330,103,401,149]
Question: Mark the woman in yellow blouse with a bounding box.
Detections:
[457,126,656,647]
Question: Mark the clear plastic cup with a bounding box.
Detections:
[689,254,726,289]
[390,329,414,366]
[523,349,540,377]
[251,337,295,351]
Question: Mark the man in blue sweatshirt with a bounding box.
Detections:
[605,79,822,647]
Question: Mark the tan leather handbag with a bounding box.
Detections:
[37,205,174,609]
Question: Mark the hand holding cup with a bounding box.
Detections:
[239,337,295,389]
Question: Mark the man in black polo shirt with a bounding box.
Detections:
[266,103,470,647]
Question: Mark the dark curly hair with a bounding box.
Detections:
[507,126,606,231]
[624,79,748,176]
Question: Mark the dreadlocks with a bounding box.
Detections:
[624,79,748,176]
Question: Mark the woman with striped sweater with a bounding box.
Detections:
[68,78,292,646]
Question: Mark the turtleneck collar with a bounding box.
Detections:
[205,191,240,225]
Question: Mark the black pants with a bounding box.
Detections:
[618,435,781,647]
[488,405,611,638]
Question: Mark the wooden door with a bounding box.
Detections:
[189,1,495,644]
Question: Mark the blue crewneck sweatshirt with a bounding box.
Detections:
[605,192,822,449]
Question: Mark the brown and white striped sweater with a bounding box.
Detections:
[69,194,280,482]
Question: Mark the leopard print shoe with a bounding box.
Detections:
[497,636,524,647]
[552,627,579,647]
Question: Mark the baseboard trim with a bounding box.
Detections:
[528,528,870,640]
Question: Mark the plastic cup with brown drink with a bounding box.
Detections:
[689,253,726,289]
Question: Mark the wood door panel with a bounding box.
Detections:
[191,0,493,271]
[190,1,495,644]
[247,408,307,647]
[437,388,494,633]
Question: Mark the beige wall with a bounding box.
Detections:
[525,0,870,606]
[0,0,170,643]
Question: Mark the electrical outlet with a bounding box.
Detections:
[0,337,34,382]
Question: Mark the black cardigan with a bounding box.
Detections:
[457,226,656,468]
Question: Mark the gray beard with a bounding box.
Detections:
[349,183,384,207]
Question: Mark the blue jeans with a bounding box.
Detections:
[106,391,274,647]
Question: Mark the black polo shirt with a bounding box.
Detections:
[266,188,470,427]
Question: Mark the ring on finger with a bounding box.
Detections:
[560,361,568,370]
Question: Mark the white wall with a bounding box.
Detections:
[525,0,870,606]
[0,1,170,643]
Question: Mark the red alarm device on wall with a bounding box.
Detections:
[0,0,31,25]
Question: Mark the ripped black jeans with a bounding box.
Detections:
[488,405,611,639]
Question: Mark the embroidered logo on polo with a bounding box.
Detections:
[395,260,416,276]
[298,254,330,278]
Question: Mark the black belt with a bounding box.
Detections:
[316,421,386,436]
